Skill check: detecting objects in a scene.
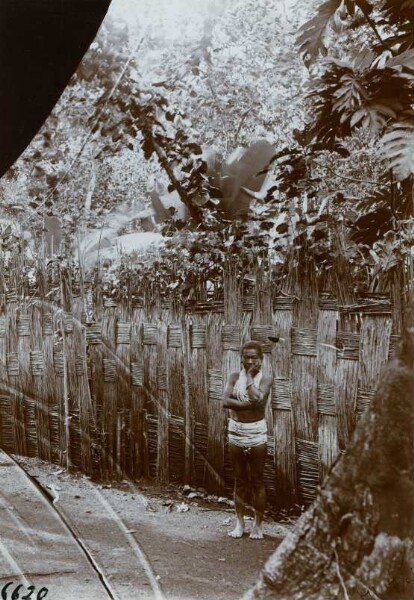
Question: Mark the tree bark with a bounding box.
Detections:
[243,323,414,600]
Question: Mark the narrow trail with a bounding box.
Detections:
[0,452,290,600]
[0,450,165,599]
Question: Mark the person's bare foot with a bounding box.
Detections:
[249,524,264,539]
[228,519,244,538]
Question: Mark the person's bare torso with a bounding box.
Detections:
[230,405,266,423]
[229,372,271,423]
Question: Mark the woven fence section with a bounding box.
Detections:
[0,276,396,510]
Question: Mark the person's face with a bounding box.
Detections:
[242,348,262,372]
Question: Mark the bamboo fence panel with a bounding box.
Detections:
[115,307,133,476]
[30,303,50,462]
[222,268,243,495]
[335,358,359,450]
[0,308,14,453]
[273,296,297,507]
[18,308,35,456]
[181,311,193,483]
[86,317,104,478]
[251,266,277,500]
[165,303,185,483]
[101,302,119,479]
[317,303,340,480]
[129,307,145,479]
[4,297,26,456]
[292,259,318,501]
[188,313,209,488]
[157,308,169,484]
[75,315,93,475]
[142,295,161,479]
[41,307,61,464]
[167,317,184,419]
[189,313,209,424]
[0,313,6,419]
[357,312,393,418]
[205,311,226,493]
[0,260,400,511]
[290,253,319,445]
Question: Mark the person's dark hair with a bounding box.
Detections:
[241,341,263,359]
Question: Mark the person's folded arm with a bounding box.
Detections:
[223,373,253,411]
[246,376,272,407]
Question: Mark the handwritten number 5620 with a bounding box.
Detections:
[1,583,48,600]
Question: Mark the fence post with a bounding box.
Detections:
[287,242,320,505]
[60,267,72,471]
[181,307,193,484]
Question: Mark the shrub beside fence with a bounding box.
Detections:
[0,264,400,510]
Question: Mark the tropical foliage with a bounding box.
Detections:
[0,0,412,300]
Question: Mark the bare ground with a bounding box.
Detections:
[12,455,291,600]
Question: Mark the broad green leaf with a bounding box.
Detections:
[296,0,342,65]
[381,120,414,180]
[333,74,367,113]
[385,49,414,74]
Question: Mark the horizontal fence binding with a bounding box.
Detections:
[131,362,143,387]
[272,377,292,410]
[75,355,85,377]
[191,300,224,314]
[24,397,38,454]
[356,388,375,416]
[296,438,320,504]
[341,300,392,315]
[291,327,317,357]
[6,352,19,376]
[30,350,45,376]
[167,325,182,348]
[242,296,255,311]
[103,359,117,383]
[191,325,207,349]
[143,323,158,346]
[319,293,339,311]
[336,332,360,360]
[0,395,13,450]
[6,289,18,304]
[17,314,30,337]
[42,314,53,336]
[388,334,401,359]
[53,351,64,377]
[208,369,223,401]
[63,313,74,334]
[0,315,6,338]
[103,297,118,309]
[273,296,296,311]
[158,368,168,391]
[116,322,131,344]
[222,325,241,351]
[251,325,274,353]
[85,322,102,344]
[317,383,336,416]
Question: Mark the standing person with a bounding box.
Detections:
[223,341,272,539]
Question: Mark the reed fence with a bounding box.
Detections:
[0,259,403,509]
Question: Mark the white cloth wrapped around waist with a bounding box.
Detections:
[228,418,267,448]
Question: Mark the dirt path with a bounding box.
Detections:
[5,455,291,600]
[0,451,111,599]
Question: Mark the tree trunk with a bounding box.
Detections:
[243,324,414,600]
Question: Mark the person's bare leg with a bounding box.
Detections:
[228,444,248,538]
[249,444,267,539]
